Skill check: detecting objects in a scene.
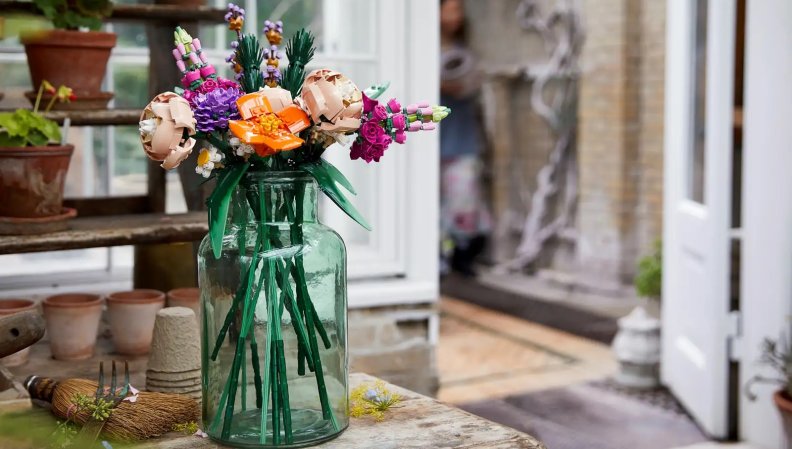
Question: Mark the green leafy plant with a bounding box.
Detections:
[635,240,662,299]
[0,81,73,147]
[0,109,61,147]
[33,0,113,31]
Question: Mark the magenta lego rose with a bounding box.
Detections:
[387,98,401,113]
[371,104,388,122]
[392,113,406,131]
[359,121,384,144]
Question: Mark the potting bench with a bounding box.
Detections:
[0,2,225,279]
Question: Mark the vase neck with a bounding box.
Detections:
[242,172,319,224]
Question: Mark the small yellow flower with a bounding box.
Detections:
[349,381,402,422]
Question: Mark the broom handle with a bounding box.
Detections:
[25,376,59,403]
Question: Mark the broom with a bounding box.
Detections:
[25,376,200,441]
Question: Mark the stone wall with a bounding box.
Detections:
[348,305,437,396]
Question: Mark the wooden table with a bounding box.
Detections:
[1,371,545,449]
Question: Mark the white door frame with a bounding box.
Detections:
[739,1,792,447]
[662,0,736,438]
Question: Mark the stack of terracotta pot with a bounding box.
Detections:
[145,307,202,402]
[37,289,165,361]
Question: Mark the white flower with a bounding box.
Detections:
[138,118,158,140]
[196,147,223,178]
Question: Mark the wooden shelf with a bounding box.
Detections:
[0,2,226,23]
[0,212,207,255]
[0,109,140,126]
[47,109,140,126]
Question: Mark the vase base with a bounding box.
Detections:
[207,408,347,448]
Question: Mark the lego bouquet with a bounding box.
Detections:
[139,4,448,448]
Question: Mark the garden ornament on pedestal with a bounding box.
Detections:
[612,241,662,389]
[138,8,450,447]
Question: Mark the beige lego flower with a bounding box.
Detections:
[300,69,363,133]
[140,92,197,170]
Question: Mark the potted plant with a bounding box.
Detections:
[745,334,792,445]
[0,81,77,234]
[21,0,115,110]
[612,241,662,389]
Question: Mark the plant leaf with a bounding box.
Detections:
[0,133,25,147]
[315,158,356,195]
[300,161,371,231]
[207,163,250,258]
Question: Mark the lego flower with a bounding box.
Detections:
[140,92,197,170]
[228,88,311,157]
[195,147,223,178]
[300,69,363,132]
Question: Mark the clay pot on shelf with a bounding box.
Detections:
[0,144,76,235]
[0,299,37,367]
[166,288,200,318]
[42,294,103,361]
[106,290,166,356]
[21,30,116,110]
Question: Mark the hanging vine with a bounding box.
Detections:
[496,0,584,272]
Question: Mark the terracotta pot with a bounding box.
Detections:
[42,294,103,361]
[107,289,165,356]
[166,288,200,318]
[775,391,792,448]
[0,145,74,219]
[0,299,37,367]
[21,30,116,110]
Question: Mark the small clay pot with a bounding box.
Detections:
[775,390,792,445]
[0,145,74,219]
[42,294,103,361]
[21,30,116,110]
[0,299,37,366]
[166,288,200,318]
[107,289,165,356]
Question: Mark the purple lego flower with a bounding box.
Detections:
[192,86,243,133]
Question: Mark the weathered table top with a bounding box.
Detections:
[145,373,545,449]
[0,372,544,449]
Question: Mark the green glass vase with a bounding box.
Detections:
[198,171,348,448]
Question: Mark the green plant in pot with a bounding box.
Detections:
[21,0,116,110]
[0,81,76,234]
[746,333,792,444]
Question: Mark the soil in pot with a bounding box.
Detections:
[0,299,37,367]
[107,289,165,356]
[21,30,116,110]
[0,145,74,218]
[166,288,200,318]
[42,294,103,361]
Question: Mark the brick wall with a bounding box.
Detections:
[576,0,665,287]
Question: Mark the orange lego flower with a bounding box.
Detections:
[228,88,312,157]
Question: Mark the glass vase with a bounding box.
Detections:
[198,171,348,448]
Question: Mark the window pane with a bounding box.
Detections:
[0,62,32,108]
[689,0,708,203]
[256,0,325,52]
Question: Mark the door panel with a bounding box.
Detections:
[662,0,735,438]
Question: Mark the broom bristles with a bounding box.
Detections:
[49,379,200,441]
